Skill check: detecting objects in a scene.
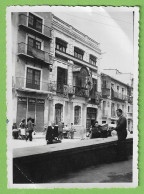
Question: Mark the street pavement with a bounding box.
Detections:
[48,156,133,183]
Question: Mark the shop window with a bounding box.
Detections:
[28,13,43,32]
[74,106,81,125]
[27,37,41,55]
[89,54,97,65]
[26,67,41,90]
[56,38,67,53]
[74,47,84,60]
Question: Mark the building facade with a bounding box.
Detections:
[12,12,54,131]
[48,15,102,134]
[101,74,133,132]
[12,12,102,133]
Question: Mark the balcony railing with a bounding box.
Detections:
[127,112,133,119]
[73,86,89,98]
[13,77,57,93]
[102,87,110,97]
[111,91,127,101]
[18,42,53,65]
[19,14,52,39]
[128,96,133,104]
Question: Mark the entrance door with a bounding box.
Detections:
[86,107,97,129]
[36,99,44,132]
[55,104,63,124]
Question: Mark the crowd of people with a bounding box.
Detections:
[12,109,129,161]
[45,122,76,144]
[12,117,34,141]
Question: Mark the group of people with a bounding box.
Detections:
[12,117,34,141]
[46,122,76,144]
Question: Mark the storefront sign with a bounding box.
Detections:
[18,97,27,103]
[28,98,36,104]
[37,99,45,104]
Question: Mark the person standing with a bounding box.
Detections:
[26,117,34,141]
[70,123,75,139]
[19,119,26,139]
[113,109,128,161]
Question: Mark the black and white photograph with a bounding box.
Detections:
[7,6,139,188]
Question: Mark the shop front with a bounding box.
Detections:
[16,96,45,132]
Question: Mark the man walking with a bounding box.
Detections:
[113,109,128,161]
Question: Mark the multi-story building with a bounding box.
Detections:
[101,73,133,132]
[48,15,102,133]
[12,12,54,131]
[12,12,102,133]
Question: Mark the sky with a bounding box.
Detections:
[46,6,137,85]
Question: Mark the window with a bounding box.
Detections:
[28,13,43,32]
[89,55,97,65]
[56,38,67,53]
[103,101,107,116]
[26,67,41,90]
[122,105,124,112]
[117,104,120,110]
[74,106,81,125]
[74,47,84,60]
[117,86,119,93]
[111,103,115,117]
[57,67,68,93]
[27,37,41,55]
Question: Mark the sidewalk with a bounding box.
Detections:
[13,133,133,158]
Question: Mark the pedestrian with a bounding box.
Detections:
[19,119,26,139]
[111,109,128,161]
[90,121,101,139]
[12,123,19,139]
[70,123,75,139]
[26,117,34,141]
[46,122,54,144]
[58,121,63,140]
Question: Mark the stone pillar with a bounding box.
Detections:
[44,97,49,127]
[68,60,73,86]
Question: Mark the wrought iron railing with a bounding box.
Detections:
[19,14,52,38]
[13,77,57,92]
[111,91,127,101]
[18,42,53,64]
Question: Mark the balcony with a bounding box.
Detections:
[127,112,133,119]
[73,86,89,98]
[102,87,110,98]
[128,96,133,104]
[111,91,127,102]
[12,77,56,94]
[18,14,52,40]
[89,90,102,105]
[55,49,98,71]
[18,42,53,66]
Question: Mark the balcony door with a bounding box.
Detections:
[27,37,41,56]
[26,67,41,90]
[86,107,97,129]
[55,104,63,125]
[57,67,67,93]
